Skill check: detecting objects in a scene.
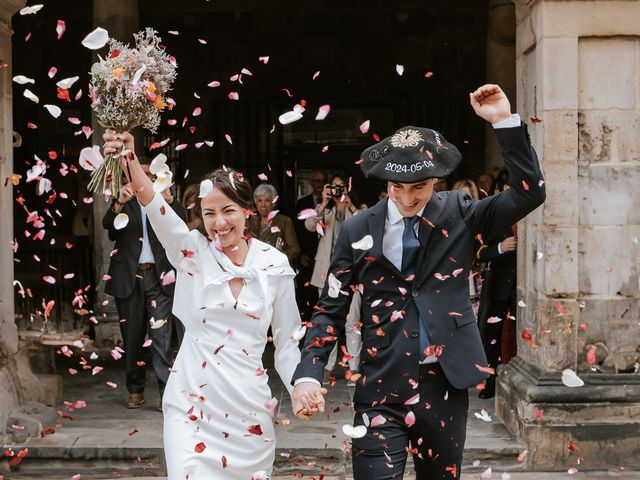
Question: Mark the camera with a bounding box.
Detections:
[329,183,345,198]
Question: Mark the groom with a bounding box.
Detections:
[291,84,546,478]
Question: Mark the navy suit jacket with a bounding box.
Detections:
[292,124,546,404]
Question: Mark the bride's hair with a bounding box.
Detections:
[194,168,254,237]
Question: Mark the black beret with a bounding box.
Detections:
[359,126,462,182]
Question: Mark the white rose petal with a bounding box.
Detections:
[82,27,109,50]
[199,179,213,198]
[561,369,584,388]
[78,146,104,172]
[480,467,492,479]
[13,75,35,85]
[43,104,62,118]
[153,168,173,192]
[342,424,367,439]
[396,64,405,76]
[26,164,44,182]
[20,4,44,15]
[23,89,39,103]
[474,409,492,422]
[351,235,374,251]
[293,103,306,114]
[278,110,303,125]
[150,153,168,175]
[56,76,79,89]
[113,213,129,230]
[36,177,52,196]
[327,273,342,299]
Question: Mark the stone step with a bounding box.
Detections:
[5,357,525,479]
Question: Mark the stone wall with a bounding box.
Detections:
[498,0,640,471]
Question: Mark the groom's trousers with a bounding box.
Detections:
[351,363,469,479]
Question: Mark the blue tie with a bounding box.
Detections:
[401,216,431,359]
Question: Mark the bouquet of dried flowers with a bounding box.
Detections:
[84,28,177,197]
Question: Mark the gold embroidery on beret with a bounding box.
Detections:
[390,129,423,148]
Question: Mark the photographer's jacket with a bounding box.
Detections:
[293,124,546,404]
[305,206,357,289]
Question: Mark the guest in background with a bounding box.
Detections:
[476,170,517,399]
[181,183,202,232]
[250,183,300,266]
[305,175,362,383]
[102,156,186,410]
[477,172,494,198]
[453,179,482,315]
[294,170,328,321]
[433,177,449,192]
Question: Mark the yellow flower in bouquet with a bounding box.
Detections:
[84,28,177,197]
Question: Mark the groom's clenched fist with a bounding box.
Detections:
[291,382,327,420]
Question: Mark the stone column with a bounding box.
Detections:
[498,0,640,470]
[484,0,517,172]
[0,0,60,443]
[91,1,139,345]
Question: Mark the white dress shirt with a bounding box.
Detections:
[138,202,156,264]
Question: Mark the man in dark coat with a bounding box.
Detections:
[294,170,327,320]
[102,159,186,409]
[291,84,546,479]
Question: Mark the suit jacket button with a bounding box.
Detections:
[412,290,418,298]
[410,330,419,338]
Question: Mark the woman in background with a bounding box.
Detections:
[250,183,300,267]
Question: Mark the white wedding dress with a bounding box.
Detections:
[144,193,302,480]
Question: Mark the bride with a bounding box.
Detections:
[102,130,322,479]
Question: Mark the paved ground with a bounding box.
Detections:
[4,344,637,479]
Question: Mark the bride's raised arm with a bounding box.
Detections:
[103,129,196,271]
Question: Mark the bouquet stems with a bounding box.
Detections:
[87,153,124,197]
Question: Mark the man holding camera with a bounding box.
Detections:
[304,175,363,382]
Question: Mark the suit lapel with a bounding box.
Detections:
[128,200,143,234]
[367,199,403,278]
[414,193,446,287]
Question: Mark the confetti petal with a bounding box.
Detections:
[12,75,35,85]
[23,89,39,103]
[316,104,331,121]
[342,424,367,438]
[149,153,168,175]
[82,27,109,50]
[43,104,61,118]
[327,273,341,298]
[561,369,584,388]
[278,110,303,125]
[56,20,66,40]
[296,208,317,220]
[20,4,44,15]
[56,76,79,89]
[359,120,370,134]
[113,213,129,230]
[396,64,404,76]
[199,179,213,198]
[351,234,374,250]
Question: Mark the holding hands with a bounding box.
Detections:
[291,383,327,420]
